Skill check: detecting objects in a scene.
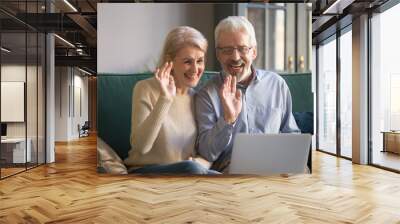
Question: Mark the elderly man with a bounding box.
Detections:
[195,16,300,172]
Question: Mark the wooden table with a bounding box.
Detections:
[382,131,400,154]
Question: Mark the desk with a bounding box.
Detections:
[382,131,400,154]
[1,138,31,163]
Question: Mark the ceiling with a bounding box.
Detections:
[0,0,101,74]
[311,0,391,44]
[0,0,395,74]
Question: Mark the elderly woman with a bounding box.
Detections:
[124,26,219,174]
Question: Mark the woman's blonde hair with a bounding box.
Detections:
[158,26,208,67]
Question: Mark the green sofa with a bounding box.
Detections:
[97,71,313,170]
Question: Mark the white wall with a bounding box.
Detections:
[55,67,89,141]
[72,73,89,138]
[1,65,40,137]
[1,64,46,163]
[55,67,69,141]
[1,65,26,141]
[98,3,215,74]
[1,65,26,82]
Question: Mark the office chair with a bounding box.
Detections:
[79,121,90,138]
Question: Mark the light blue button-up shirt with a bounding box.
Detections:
[195,69,300,163]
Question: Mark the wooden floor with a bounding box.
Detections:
[1,163,46,178]
[372,150,400,171]
[0,167,26,178]
[1,135,400,223]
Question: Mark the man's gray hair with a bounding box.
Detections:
[215,16,257,47]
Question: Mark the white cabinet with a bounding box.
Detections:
[1,138,31,163]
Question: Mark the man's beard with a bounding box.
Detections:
[222,59,250,82]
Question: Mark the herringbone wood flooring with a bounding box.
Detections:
[1,135,400,223]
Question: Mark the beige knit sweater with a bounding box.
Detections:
[124,78,209,168]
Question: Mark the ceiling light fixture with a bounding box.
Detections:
[322,0,354,15]
[78,67,92,76]
[54,34,75,48]
[1,47,11,53]
[76,48,85,55]
[63,0,78,12]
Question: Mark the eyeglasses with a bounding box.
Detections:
[216,46,252,55]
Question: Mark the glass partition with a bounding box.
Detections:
[27,30,38,169]
[0,1,46,179]
[1,31,28,177]
[37,32,45,165]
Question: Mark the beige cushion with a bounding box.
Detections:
[97,137,128,174]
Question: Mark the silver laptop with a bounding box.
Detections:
[229,133,312,175]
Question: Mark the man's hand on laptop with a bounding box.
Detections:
[219,75,242,124]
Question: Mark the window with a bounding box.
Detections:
[246,3,311,73]
[371,2,400,171]
[317,37,337,154]
[340,28,352,158]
